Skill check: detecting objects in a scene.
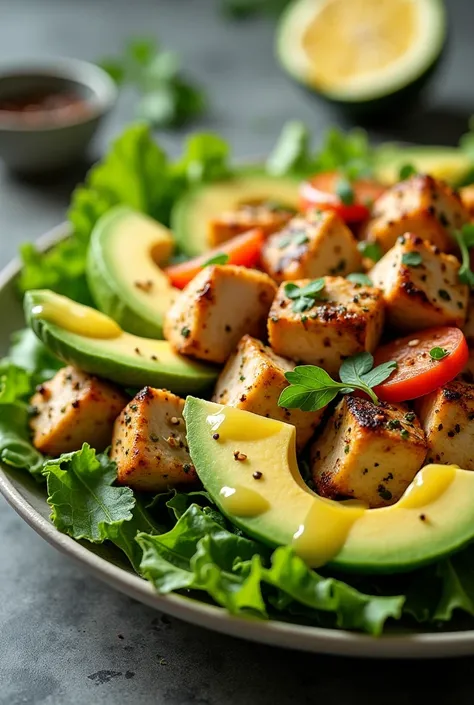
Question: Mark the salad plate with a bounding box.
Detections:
[3,123,474,658]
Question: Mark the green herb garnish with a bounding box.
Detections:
[284,279,326,313]
[399,164,417,180]
[203,253,230,267]
[347,273,373,287]
[454,224,474,288]
[100,37,207,128]
[357,241,383,263]
[335,177,355,206]
[402,252,422,267]
[430,347,450,361]
[278,352,397,411]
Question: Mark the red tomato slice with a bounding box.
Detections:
[299,172,385,224]
[373,327,469,403]
[165,228,264,289]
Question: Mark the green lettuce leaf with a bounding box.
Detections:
[137,505,403,634]
[0,403,44,479]
[42,444,135,541]
[8,329,63,383]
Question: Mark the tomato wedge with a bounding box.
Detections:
[299,172,385,224]
[165,228,264,289]
[373,327,469,403]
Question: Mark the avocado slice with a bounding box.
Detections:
[25,291,217,395]
[87,206,178,339]
[171,170,300,257]
[374,145,474,187]
[184,397,474,573]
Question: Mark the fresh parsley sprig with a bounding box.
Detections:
[203,253,229,267]
[357,241,383,263]
[284,279,326,313]
[278,352,397,411]
[454,224,474,288]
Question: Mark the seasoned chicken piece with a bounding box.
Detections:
[111,386,197,492]
[361,174,469,253]
[209,202,294,247]
[30,366,127,455]
[415,380,474,470]
[213,334,324,452]
[164,264,277,364]
[460,184,474,218]
[261,209,362,284]
[370,233,468,332]
[267,276,384,377]
[311,396,427,508]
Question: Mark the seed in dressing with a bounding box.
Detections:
[292,498,365,568]
[219,485,270,517]
[206,406,281,441]
[397,464,456,509]
[32,294,122,339]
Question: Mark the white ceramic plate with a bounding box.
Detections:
[2,225,474,659]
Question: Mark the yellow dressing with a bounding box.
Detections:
[32,295,122,339]
[396,464,456,509]
[220,486,270,518]
[206,407,282,441]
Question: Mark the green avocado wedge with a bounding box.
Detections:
[374,144,474,187]
[87,206,178,339]
[171,170,300,257]
[184,397,474,574]
[24,290,218,395]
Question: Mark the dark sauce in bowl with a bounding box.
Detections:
[0,88,92,125]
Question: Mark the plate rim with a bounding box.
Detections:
[2,223,474,658]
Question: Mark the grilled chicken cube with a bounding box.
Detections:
[370,233,468,332]
[164,264,277,364]
[460,184,474,218]
[30,366,127,455]
[361,174,469,254]
[415,380,474,470]
[310,396,427,508]
[261,209,362,284]
[213,334,324,452]
[209,202,294,247]
[267,276,384,377]
[111,387,196,492]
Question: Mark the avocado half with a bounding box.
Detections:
[276,0,447,120]
[25,290,218,395]
[87,206,178,339]
[374,144,474,188]
[185,398,474,574]
[171,170,300,257]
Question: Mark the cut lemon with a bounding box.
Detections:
[277,0,446,112]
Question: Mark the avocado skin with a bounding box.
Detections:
[87,206,165,340]
[24,293,217,396]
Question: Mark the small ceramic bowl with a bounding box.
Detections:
[0,58,117,173]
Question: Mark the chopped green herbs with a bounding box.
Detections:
[181,327,191,338]
[335,177,354,205]
[399,163,417,180]
[203,253,229,267]
[430,347,450,361]
[454,224,474,288]
[402,252,422,267]
[357,241,383,263]
[100,37,207,128]
[294,232,310,246]
[284,279,326,313]
[347,272,372,287]
[278,352,397,411]
[438,289,451,301]
[400,429,410,440]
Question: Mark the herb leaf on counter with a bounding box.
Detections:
[101,37,207,128]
